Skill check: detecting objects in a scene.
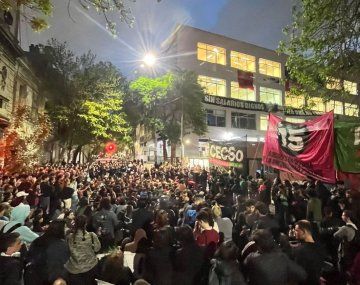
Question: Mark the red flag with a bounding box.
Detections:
[237,70,254,90]
[262,112,336,183]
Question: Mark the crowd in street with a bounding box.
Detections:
[0,160,359,285]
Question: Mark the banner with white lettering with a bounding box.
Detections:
[209,140,247,169]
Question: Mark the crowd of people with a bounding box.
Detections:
[0,160,359,285]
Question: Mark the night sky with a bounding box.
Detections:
[21,0,292,75]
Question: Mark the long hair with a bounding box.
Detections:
[73,215,87,242]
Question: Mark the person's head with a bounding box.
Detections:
[245,200,256,213]
[295,220,313,242]
[53,278,67,285]
[214,240,238,261]
[99,197,111,211]
[342,210,353,224]
[74,215,87,233]
[101,251,125,284]
[0,232,22,255]
[255,201,268,215]
[155,209,169,228]
[323,206,333,218]
[63,209,75,220]
[45,219,66,239]
[196,209,214,228]
[0,203,11,217]
[252,229,276,253]
[211,204,222,218]
[175,225,195,246]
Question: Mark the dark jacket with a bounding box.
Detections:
[173,243,204,285]
[131,208,153,233]
[246,251,307,285]
[0,256,22,285]
[145,246,174,285]
[209,259,247,285]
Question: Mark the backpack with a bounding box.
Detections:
[0,222,21,236]
[346,224,360,249]
[184,208,197,227]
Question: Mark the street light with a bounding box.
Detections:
[142,53,157,66]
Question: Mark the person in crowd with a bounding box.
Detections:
[99,251,135,285]
[25,220,70,285]
[212,203,233,242]
[92,197,119,250]
[173,225,204,285]
[307,190,322,223]
[209,240,246,285]
[293,219,326,285]
[245,229,307,285]
[194,209,219,248]
[144,227,174,285]
[65,215,101,285]
[334,210,359,273]
[131,199,153,235]
[0,232,23,285]
[1,200,39,243]
[0,202,11,221]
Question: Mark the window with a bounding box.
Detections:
[326,100,343,115]
[230,81,255,101]
[206,109,226,127]
[326,77,341,90]
[231,112,256,129]
[285,92,305,109]
[345,103,359,117]
[344,80,357,95]
[230,51,255,72]
[286,117,306,124]
[259,58,281,78]
[198,75,226,97]
[260,115,268,131]
[308,97,325,112]
[259,87,282,105]
[197,42,226,65]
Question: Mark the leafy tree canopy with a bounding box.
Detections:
[279,0,360,101]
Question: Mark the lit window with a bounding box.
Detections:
[230,51,255,72]
[326,100,343,115]
[259,58,281,78]
[231,113,256,130]
[345,103,359,117]
[326,77,341,90]
[285,92,305,109]
[308,97,325,112]
[286,117,306,124]
[259,87,282,105]
[260,115,268,131]
[206,109,226,127]
[230,81,255,101]
[344,80,357,95]
[198,75,226,97]
[197,42,226,65]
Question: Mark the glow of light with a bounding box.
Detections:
[223,132,233,141]
[143,53,157,66]
[185,139,191,145]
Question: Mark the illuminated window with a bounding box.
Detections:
[231,113,256,130]
[286,117,306,124]
[197,42,226,65]
[344,80,357,95]
[259,87,282,105]
[308,97,325,112]
[230,51,255,72]
[198,75,226,97]
[326,100,343,115]
[285,92,305,109]
[345,103,359,117]
[206,109,226,127]
[230,81,255,101]
[260,115,268,131]
[326,77,341,90]
[259,58,281,78]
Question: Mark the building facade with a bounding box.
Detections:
[160,25,359,174]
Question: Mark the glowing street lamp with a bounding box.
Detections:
[142,53,157,66]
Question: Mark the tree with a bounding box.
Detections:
[279,0,360,101]
[1,0,161,34]
[1,106,52,172]
[129,71,207,162]
[28,40,131,163]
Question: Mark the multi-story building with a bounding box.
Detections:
[159,25,359,174]
[0,8,45,165]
